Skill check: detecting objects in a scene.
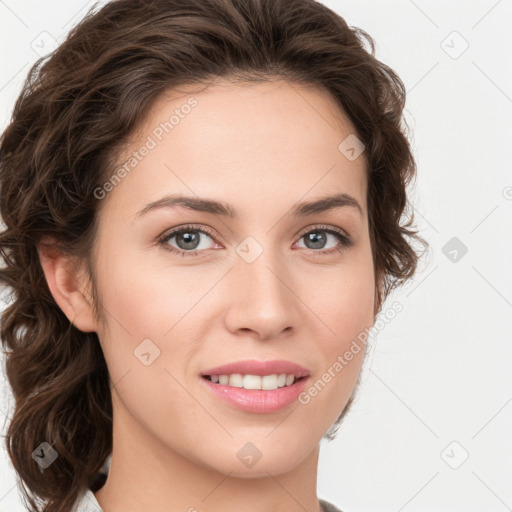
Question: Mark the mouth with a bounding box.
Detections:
[199,367,311,413]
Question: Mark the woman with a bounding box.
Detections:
[0,0,428,511]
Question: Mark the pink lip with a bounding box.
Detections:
[200,359,310,378]
[199,374,310,413]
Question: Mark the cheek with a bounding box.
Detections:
[302,253,375,339]
[98,250,214,336]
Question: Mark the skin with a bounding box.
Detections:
[38,78,378,512]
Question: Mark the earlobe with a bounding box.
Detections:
[37,237,98,333]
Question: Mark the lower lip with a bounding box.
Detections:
[200,376,310,413]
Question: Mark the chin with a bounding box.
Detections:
[197,434,316,478]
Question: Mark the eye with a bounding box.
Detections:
[295,225,353,257]
[157,223,353,258]
[157,224,218,257]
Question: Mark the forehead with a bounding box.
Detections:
[104,78,368,220]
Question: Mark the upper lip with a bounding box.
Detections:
[200,359,310,378]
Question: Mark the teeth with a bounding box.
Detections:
[207,373,299,390]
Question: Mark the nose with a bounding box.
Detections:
[223,244,300,341]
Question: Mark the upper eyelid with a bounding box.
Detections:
[296,224,350,239]
[159,224,216,242]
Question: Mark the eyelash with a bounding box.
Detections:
[157,223,353,258]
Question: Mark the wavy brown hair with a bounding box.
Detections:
[0,0,428,510]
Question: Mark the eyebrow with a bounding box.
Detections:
[134,192,363,220]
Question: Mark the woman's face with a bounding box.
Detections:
[87,79,375,476]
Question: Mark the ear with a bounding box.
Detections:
[37,237,98,333]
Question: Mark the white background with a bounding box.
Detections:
[0,1,511,511]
